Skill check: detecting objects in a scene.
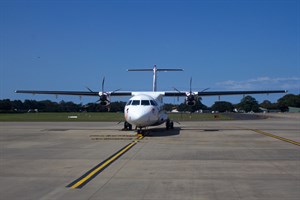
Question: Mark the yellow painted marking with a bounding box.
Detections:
[252,129,300,147]
[70,135,144,189]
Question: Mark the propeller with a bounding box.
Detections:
[173,77,196,106]
[86,77,120,107]
[99,77,121,106]
[186,77,197,106]
[98,77,110,106]
[173,77,209,106]
[189,77,193,93]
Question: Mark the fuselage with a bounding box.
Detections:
[124,92,168,128]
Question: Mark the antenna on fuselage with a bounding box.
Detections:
[127,65,183,91]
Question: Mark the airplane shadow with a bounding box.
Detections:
[145,127,181,137]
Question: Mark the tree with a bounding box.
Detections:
[259,100,278,110]
[238,95,259,112]
[110,101,126,112]
[277,94,300,112]
[0,99,12,112]
[58,101,81,112]
[211,101,233,112]
[23,100,38,111]
[164,103,175,112]
[11,100,23,111]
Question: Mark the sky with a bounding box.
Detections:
[1,0,299,106]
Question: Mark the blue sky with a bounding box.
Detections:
[1,0,299,106]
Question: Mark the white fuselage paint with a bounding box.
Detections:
[124,92,168,128]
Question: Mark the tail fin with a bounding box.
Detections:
[127,65,183,91]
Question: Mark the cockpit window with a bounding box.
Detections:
[131,100,140,105]
[141,100,150,106]
[150,100,158,106]
[126,100,132,105]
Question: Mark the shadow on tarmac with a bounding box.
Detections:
[146,127,181,137]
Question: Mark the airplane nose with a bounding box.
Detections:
[129,111,148,122]
[126,107,155,126]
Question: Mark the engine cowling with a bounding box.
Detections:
[185,93,196,106]
[99,93,110,106]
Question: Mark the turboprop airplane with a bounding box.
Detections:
[16,65,287,133]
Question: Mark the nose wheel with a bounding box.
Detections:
[123,121,132,131]
[166,120,174,130]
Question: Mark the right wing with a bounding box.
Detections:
[15,90,132,96]
[15,90,133,106]
[15,90,99,96]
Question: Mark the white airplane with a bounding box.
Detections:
[16,65,286,134]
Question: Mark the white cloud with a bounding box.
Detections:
[216,77,300,90]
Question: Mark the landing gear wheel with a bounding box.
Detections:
[137,128,145,136]
[170,121,174,129]
[123,121,132,131]
[166,120,174,130]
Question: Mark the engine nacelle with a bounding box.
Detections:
[100,100,110,106]
[99,94,110,106]
[185,94,197,106]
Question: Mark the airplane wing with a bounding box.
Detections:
[15,90,133,96]
[15,90,99,96]
[164,90,287,97]
[16,89,287,97]
[197,90,288,96]
[164,90,287,106]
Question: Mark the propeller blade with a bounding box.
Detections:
[102,77,105,93]
[173,87,181,93]
[190,77,192,93]
[201,87,210,92]
[172,87,181,102]
[112,88,121,94]
[86,86,94,93]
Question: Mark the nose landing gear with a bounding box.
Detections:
[123,121,132,131]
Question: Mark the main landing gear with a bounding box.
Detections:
[166,119,174,130]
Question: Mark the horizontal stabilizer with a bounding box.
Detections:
[127,69,153,71]
[128,65,183,91]
[128,69,183,72]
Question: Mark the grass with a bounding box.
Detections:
[0,112,124,122]
[0,112,232,122]
[169,113,232,121]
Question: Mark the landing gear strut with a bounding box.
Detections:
[166,119,174,130]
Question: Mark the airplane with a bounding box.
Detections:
[16,65,287,134]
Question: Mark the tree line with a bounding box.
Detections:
[0,99,126,113]
[0,94,299,113]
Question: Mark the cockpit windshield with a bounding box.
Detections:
[141,100,150,105]
[131,100,140,105]
[127,99,157,106]
[150,100,158,106]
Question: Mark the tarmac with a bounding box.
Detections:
[1,114,300,200]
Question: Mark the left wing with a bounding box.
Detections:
[164,90,287,97]
[164,90,287,106]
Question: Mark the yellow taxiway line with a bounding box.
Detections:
[251,129,300,147]
[67,135,144,189]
